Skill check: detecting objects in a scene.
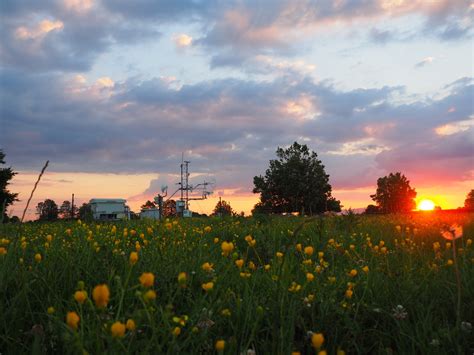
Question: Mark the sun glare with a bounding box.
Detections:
[418,199,435,211]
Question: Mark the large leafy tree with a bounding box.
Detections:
[0,150,18,222]
[370,172,417,213]
[212,199,233,217]
[464,189,474,211]
[253,142,341,215]
[36,199,59,221]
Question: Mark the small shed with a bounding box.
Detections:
[90,198,129,220]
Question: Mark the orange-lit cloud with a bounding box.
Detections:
[15,20,64,40]
[173,34,193,48]
[64,0,94,13]
[435,118,474,136]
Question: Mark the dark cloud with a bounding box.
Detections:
[0,1,161,72]
[2,64,472,191]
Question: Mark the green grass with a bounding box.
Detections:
[0,213,473,354]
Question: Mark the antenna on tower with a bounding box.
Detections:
[167,153,214,217]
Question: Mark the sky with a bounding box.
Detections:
[1,0,473,219]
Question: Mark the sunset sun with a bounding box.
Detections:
[417,199,435,211]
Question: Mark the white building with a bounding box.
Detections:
[140,208,160,220]
[90,198,129,220]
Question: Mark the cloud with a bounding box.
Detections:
[173,33,193,48]
[415,56,435,68]
[0,1,161,72]
[0,0,470,74]
[2,63,472,193]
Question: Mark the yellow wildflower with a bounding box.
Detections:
[349,269,357,277]
[47,306,55,314]
[34,253,42,263]
[201,262,214,272]
[345,289,353,299]
[221,309,231,317]
[202,282,214,292]
[178,272,187,286]
[311,333,324,349]
[66,311,80,330]
[306,273,315,282]
[362,266,369,273]
[139,272,155,288]
[92,284,110,308]
[111,321,126,338]
[126,319,136,331]
[172,327,181,336]
[235,259,244,268]
[215,340,225,352]
[144,289,157,301]
[0,247,6,255]
[74,290,88,304]
[129,251,138,265]
[304,246,314,256]
[221,241,234,256]
[204,226,212,233]
[276,252,284,258]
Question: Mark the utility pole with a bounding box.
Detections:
[71,193,75,220]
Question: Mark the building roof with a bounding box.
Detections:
[90,198,126,203]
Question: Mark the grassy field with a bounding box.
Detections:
[1,212,473,354]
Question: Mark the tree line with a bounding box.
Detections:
[1,146,473,222]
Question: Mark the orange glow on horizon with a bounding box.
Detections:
[417,199,435,211]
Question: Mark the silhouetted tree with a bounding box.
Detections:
[59,200,78,219]
[370,172,416,213]
[365,204,381,214]
[141,200,156,210]
[253,142,341,215]
[0,150,18,222]
[36,199,59,221]
[464,189,474,211]
[212,199,233,216]
[78,203,93,221]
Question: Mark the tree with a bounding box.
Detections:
[464,189,474,211]
[78,203,93,221]
[212,199,234,216]
[141,200,156,210]
[36,199,59,221]
[162,199,177,217]
[0,150,18,222]
[370,172,417,213]
[59,200,71,219]
[59,200,78,219]
[365,204,381,214]
[253,142,341,215]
